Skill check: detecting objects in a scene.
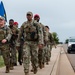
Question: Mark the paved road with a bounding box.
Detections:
[63,44,75,71]
[0,47,60,75]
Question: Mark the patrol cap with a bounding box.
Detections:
[34,14,40,19]
[0,15,5,20]
[26,11,33,16]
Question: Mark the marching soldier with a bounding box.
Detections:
[45,26,56,64]
[9,19,18,70]
[13,22,23,65]
[17,11,43,75]
[33,14,47,69]
[0,15,12,73]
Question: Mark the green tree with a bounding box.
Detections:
[65,39,69,44]
[52,32,59,44]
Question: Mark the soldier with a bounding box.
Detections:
[14,22,23,65]
[17,11,43,75]
[9,19,18,70]
[45,26,56,64]
[18,36,24,65]
[33,14,47,69]
[0,15,12,73]
[14,22,18,28]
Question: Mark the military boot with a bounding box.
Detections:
[25,72,29,75]
[46,62,49,65]
[10,63,14,70]
[39,62,42,69]
[19,61,22,65]
[5,66,10,73]
[33,67,38,74]
[31,68,34,72]
[42,63,45,68]
[14,63,17,66]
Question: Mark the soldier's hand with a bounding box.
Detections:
[16,46,20,50]
[2,39,7,43]
[55,45,57,48]
[38,44,43,49]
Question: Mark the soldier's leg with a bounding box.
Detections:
[47,45,51,62]
[13,46,17,66]
[30,54,34,72]
[43,45,49,65]
[30,42,38,74]
[42,47,45,68]
[11,46,17,66]
[49,45,52,61]
[43,45,47,64]
[10,47,14,70]
[38,48,44,69]
[18,45,23,65]
[46,45,50,65]
[48,45,51,61]
[1,45,10,73]
[49,45,52,59]
[23,43,30,75]
[18,49,20,64]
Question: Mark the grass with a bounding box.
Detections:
[0,55,5,68]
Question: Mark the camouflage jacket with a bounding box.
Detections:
[0,25,12,42]
[9,25,19,45]
[47,32,55,45]
[17,20,44,46]
[39,23,48,45]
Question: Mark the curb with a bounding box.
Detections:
[56,45,75,75]
[50,45,61,75]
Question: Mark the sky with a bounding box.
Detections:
[1,0,75,42]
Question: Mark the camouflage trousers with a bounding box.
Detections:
[50,44,53,57]
[38,47,45,66]
[18,44,23,64]
[10,45,17,64]
[23,41,38,73]
[44,45,51,63]
[0,44,10,67]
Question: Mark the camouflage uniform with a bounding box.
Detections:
[18,37,24,65]
[48,32,56,59]
[45,32,55,64]
[0,25,12,73]
[13,24,23,65]
[17,20,43,74]
[33,14,47,69]
[9,25,18,68]
[38,23,47,68]
[18,28,24,65]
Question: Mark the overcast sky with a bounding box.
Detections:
[1,0,75,42]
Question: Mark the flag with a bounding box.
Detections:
[0,1,7,21]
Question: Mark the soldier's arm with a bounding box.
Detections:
[5,27,12,42]
[37,23,44,45]
[43,26,48,44]
[16,24,24,46]
[15,28,19,39]
[49,33,56,48]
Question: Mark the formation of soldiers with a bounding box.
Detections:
[0,11,56,75]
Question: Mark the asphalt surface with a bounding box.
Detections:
[0,46,60,75]
[63,44,75,72]
[0,44,74,75]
